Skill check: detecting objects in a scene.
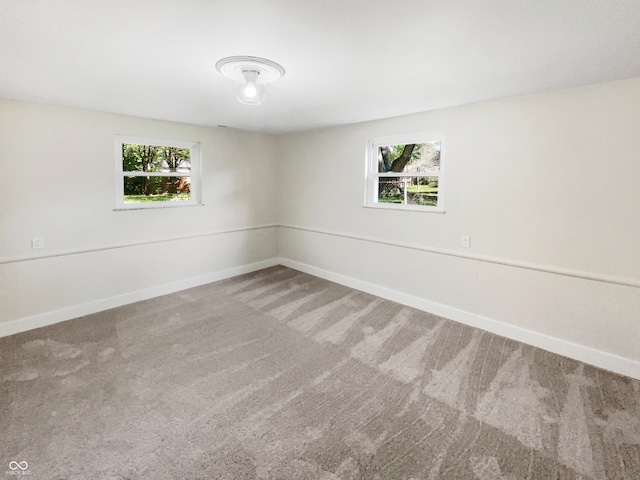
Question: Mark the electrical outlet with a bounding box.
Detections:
[32,237,44,249]
[460,235,470,248]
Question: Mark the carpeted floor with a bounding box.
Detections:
[1,266,639,479]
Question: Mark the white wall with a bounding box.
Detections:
[2,78,639,378]
[0,99,279,334]
[277,78,640,377]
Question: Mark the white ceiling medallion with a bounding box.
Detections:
[216,56,285,106]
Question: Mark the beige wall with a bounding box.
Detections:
[2,78,639,375]
[277,78,640,369]
[0,100,279,330]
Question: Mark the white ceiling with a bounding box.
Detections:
[2,0,640,134]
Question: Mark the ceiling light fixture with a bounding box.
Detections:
[215,56,285,105]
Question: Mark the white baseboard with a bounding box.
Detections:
[279,257,640,381]
[4,254,638,380]
[0,258,279,339]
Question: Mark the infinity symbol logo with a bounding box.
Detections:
[9,461,28,471]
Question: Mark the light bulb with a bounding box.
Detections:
[235,69,265,105]
[244,82,257,98]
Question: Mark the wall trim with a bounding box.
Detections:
[280,224,640,289]
[0,258,279,339]
[8,223,638,290]
[279,257,640,380]
[0,224,278,265]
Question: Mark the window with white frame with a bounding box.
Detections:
[365,132,444,212]
[115,136,201,209]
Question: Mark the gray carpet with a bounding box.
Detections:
[1,266,639,479]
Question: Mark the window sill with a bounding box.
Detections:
[364,204,445,213]
[114,203,204,211]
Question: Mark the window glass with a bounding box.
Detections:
[115,137,201,209]
[366,133,444,212]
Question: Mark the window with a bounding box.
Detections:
[115,136,201,209]
[365,132,444,212]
